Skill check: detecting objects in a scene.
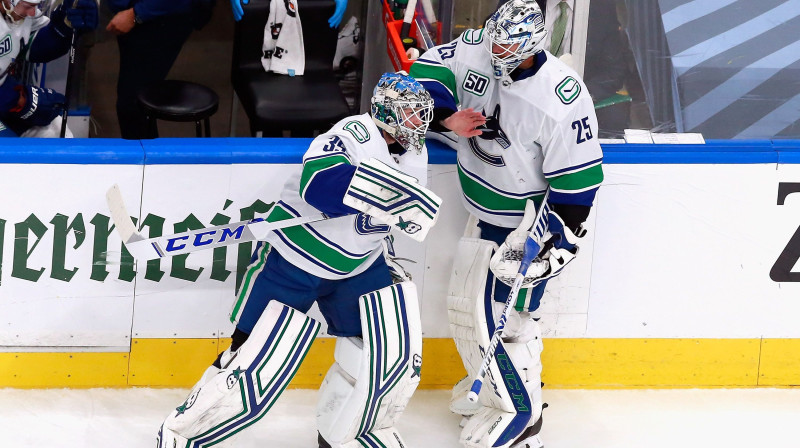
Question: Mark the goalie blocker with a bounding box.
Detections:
[343,157,442,242]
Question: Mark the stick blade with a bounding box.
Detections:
[106,184,143,244]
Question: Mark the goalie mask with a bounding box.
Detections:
[2,0,44,22]
[370,72,434,155]
[485,0,547,79]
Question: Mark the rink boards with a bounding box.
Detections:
[0,138,799,388]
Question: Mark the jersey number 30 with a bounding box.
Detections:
[571,117,593,144]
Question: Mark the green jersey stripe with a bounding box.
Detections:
[299,154,351,197]
[457,164,545,212]
[546,164,604,193]
[231,243,271,323]
[408,63,459,103]
[268,205,370,273]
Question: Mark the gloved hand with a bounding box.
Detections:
[12,85,65,127]
[51,0,99,35]
[489,200,550,288]
[231,0,249,22]
[329,0,346,28]
[532,208,585,284]
[0,119,18,137]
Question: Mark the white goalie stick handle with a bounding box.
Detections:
[106,185,349,260]
[467,189,551,402]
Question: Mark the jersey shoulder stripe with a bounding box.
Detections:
[299,153,351,198]
[410,60,459,102]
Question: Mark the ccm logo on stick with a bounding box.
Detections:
[165,225,247,252]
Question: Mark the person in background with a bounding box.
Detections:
[0,0,98,137]
[105,0,215,139]
[535,0,574,57]
[230,0,347,28]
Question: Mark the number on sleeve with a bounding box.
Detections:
[571,116,594,144]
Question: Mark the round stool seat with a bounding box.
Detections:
[138,80,219,122]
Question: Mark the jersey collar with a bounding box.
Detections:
[510,51,548,82]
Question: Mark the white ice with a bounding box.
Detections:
[1,388,799,447]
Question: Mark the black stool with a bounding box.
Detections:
[138,80,219,138]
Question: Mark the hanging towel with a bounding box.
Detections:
[261,0,305,76]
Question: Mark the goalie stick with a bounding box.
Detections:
[106,184,351,261]
[467,189,551,402]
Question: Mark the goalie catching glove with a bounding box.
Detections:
[490,200,585,288]
[343,157,442,242]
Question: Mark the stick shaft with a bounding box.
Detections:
[59,29,77,138]
[468,189,551,401]
[106,185,348,260]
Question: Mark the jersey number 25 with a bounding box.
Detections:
[571,117,593,144]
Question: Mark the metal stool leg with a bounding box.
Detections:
[145,115,158,139]
[195,121,202,137]
[204,118,211,137]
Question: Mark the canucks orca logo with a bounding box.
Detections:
[468,104,510,167]
[477,104,510,148]
[0,34,12,58]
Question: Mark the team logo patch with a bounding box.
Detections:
[344,120,370,143]
[411,353,422,378]
[175,389,200,416]
[395,216,421,235]
[463,70,489,96]
[555,76,581,104]
[461,28,484,45]
[0,34,12,58]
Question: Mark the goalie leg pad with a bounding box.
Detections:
[159,301,320,448]
[343,157,442,242]
[317,281,422,448]
[447,233,545,448]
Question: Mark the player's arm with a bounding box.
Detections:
[518,96,604,283]
[299,134,361,217]
[0,75,65,134]
[410,36,485,137]
[26,0,98,62]
[542,97,604,230]
[129,0,193,24]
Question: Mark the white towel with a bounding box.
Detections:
[261,0,305,76]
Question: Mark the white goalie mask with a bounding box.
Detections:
[2,0,45,22]
[370,72,434,155]
[484,0,547,79]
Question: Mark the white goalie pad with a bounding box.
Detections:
[343,157,442,242]
[447,229,545,448]
[158,301,320,448]
[317,281,423,448]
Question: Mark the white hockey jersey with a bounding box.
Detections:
[264,113,428,279]
[410,29,603,228]
[0,15,49,86]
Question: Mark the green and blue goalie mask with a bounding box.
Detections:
[370,72,434,155]
[485,0,547,79]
